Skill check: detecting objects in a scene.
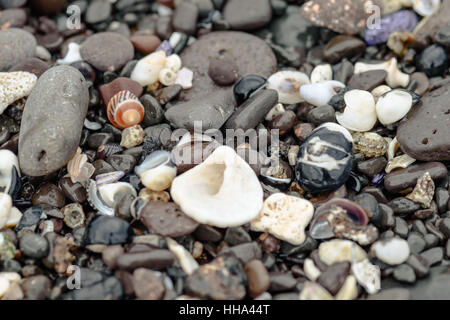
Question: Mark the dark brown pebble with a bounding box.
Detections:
[32,183,65,208]
[140,201,199,237]
[21,275,51,300]
[59,177,86,203]
[92,159,115,178]
[361,186,388,204]
[29,0,66,15]
[193,224,223,242]
[116,249,175,270]
[222,242,262,265]
[223,0,272,31]
[99,77,143,106]
[357,157,387,177]
[317,261,351,295]
[245,259,270,298]
[294,122,315,142]
[323,35,366,64]
[87,132,114,149]
[208,55,239,86]
[132,268,165,300]
[388,197,421,215]
[129,35,161,55]
[172,0,198,35]
[347,70,387,91]
[269,110,296,133]
[9,58,50,77]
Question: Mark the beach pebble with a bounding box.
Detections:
[19,233,49,259]
[415,44,448,78]
[371,237,410,265]
[29,0,66,15]
[172,0,198,35]
[397,82,450,161]
[80,32,134,72]
[0,8,26,27]
[223,0,272,31]
[245,260,270,298]
[208,55,239,86]
[251,193,314,245]
[18,66,89,177]
[120,125,146,149]
[318,239,367,265]
[414,0,450,38]
[83,215,134,245]
[132,268,165,300]
[0,28,36,72]
[323,35,366,64]
[99,77,143,107]
[347,70,387,91]
[130,35,161,55]
[9,58,49,77]
[233,75,267,105]
[393,264,416,283]
[295,123,353,193]
[0,71,37,115]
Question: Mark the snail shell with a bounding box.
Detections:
[299,80,345,107]
[352,132,389,158]
[165,54,182,72]
[412,0,440,16]
[336,90,377,132]
[158,68,177,86]
[267,70,310,104]
[135,150,177,191]
[87,180,137,216]
[375,89,413,125]
[95,171,125,186]
[107,90,145,130]
[310,64,333,83]
[130,50,167,86]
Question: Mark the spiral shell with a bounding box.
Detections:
[159,68,177,86]
[96,143,123,160]
[352,132,388,158]
[107,90,145,130]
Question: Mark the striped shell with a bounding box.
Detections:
[107,90,145,129]
[352,132,388,158]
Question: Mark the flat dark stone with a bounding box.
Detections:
[348,70,387,91]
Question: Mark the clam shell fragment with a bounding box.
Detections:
[299,80,345,107]
[135,150,177,191]
[375,89,413,125]
[267,70,310,104]
[336,90,377,132]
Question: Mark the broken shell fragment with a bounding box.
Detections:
[336,89,377,132]
[107,90,145,130]
[0,150,21,196]
[250,193,314,245]
[174,67,193,89]
[166,237,199,275]
[67,148,95,184]
[387,137,399,160]
[56,42,82,65]
[87,180,137,216]
[130,50,167,86]
[352,132,388,158]
[318,239,367,265]
[299,80,345,107]
[371,85,392,101]
[0,71,37,115]
[385,154,416,173]
[95,171,125,187]
[62,203,86,229]
[158,68,177,86]
[135,151,177,191]
[171,146,263,228]
[354,58,409,88]
[375,89,413,125]
[406,172,434,208]
[267,70,310,104]
[351,259,381,295]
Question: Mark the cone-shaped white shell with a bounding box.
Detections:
[267,71,310,104]
[299,80,345,107]
[171,146,263,228]
[130,51,167,86]
[376,89,413,125]
[336,90,377,132]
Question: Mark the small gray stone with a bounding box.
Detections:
[446,239,449,258]
[424,234,439,249]
[393,264,416,284]
[306,105,335,126]
[19,66,89,177]
[388,198,421,215]
[0,28,37,71]
[19,233,49,259]
[172,1,199,35]
[435,188,450,214]
[224,227,252,246]
[438,218,450,238]
[269,272,297,292]
[223,0,272,31]
[407,232,426,254]
[85,0,112,24]
[140,94,164,127]
[412,220,428,237]
[420,247,444,266]
[367,288,411,300]
[223,242,262,265]
[407,254,430,278]
[378,203,395,229]
[394,217,409,239]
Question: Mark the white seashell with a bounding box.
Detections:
[376,89,413,125]
[299,80,345,107]
[267,70,310,104]
[0,150,21,196]
[4,207,22,228]
[171,146,263,228]
[56,42,82,65]
[310,64,333,83]
[0,272,21,298]
[130,50,167,86]
[371,85,392,101]
[98,182,137,208]
[412,0,440,16]
[387,137,399,160]
[335,275,358,300]
[135,151,177,191]
[250,193,314,245]
[67,148,95,184]
[304,258,321,281]
[166,237,199,276]
[265,103,285,121]
[318,239,367,265]
[351,259,381,295]
[354,58,409,88]
[165,54,182,72]
[175,67,193,89]
[0,71,37,115]
[0,192,12,229]
[158,68,177,86]
[385,154,416,173]
[288,145,300,166]
[299,282,334,300]
[336,89,377,132]
[370,237,410,265]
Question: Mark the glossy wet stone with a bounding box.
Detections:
[32,183,65,208]
[384,162,448,193]
[225,89,278,131]
[0,28,36,71]
[223,0,272,31]
[140,201,199,237]
[415,45,448,78]
[323,35,366,64]
[18,66,89,176]
[83,215,134,245]
[80,32,134,72]
[233,75,267,105]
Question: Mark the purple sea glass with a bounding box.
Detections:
[156,40,173,56]
[364,10,419,46]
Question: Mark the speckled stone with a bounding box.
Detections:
[18,66,89,176]
[180,31,277,101]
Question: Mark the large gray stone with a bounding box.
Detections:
[0,28,36,71]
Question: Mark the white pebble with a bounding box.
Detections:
[130,50,167,86]
[310,64,332,83]
[336,89,377,132]
[370,237,410,265]
[318,239,367,265]
[376,89,413,125]
[0,192,12,229]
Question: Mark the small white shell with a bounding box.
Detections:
[158,68,177,86]
[171,146,263,228]
[135,151,177,191]
[385,154,416,173]
[310,64,333,83]
[0,71,37,115]
[304,258,321,281]
[175,67,193,89]
[265,103,285,121]
[67,148,95,184]
[371,85,392,101]
[0,192,12,229]
[412,0,440,16]
[336,89,377,132]
[56,42,82,65]
[165,54,182,72]
[387,137,399,160]
[130,50,167,86]
[267,70,310,104]
[376,89,413,125]
[98,182,137,208]
[354,58,409,88]
[299,80,345,107]
[166,237,199,276]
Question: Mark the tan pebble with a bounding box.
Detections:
[120,125,146,149]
